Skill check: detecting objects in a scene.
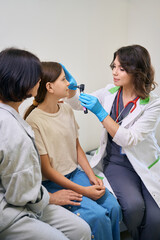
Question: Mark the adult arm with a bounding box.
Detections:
[49,189,83,206]
[60,63,77,98]
[0,123,49,214]
[112,99,160,147]
[79,93,160,147]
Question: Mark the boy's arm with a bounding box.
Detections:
[41,154,105,200]
[41,154,86,195]
[76,138,103,186]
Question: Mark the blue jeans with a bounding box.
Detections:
[42,168,122,240]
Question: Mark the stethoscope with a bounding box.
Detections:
[116,87,139,123]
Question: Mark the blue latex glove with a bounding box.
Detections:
[79,93,108,122]
[60,64,77,90]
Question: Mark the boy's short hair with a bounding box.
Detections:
[0,47,41,102]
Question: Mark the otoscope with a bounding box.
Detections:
[74,84,88,114]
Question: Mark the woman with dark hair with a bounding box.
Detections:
[0,48,91,240]
[25,61,122,240]
[62,45,160,240]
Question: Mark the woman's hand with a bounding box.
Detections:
[60,63,77,90]
[84,185,105,200]
[49,189,83,206]
[79,93,108,122]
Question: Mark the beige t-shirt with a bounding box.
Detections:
[26,103,79,177]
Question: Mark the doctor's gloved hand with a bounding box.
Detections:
[79,93,108,122]
[60,64,77,90]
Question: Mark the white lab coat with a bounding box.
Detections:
[66,84,160,207]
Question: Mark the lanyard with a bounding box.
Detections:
[116,88,139,123]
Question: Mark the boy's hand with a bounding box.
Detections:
[84,185,105,200]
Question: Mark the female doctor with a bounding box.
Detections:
[63,45,160,240]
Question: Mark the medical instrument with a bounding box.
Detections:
[74,84,88,114]
[116,87,139,123]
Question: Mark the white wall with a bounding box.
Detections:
[0,0,128,151]
[1,0,159,151]
[127,0,160,95]
[127,0,160,145]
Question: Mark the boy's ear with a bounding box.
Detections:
[46,82,54,93]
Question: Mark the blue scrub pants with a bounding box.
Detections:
[43,168,121,240]
[104,163,160,240]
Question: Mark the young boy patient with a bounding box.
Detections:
[25,62,121,240]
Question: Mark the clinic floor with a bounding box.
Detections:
[120,230,132,240]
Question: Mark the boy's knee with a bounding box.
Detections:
[112,200,121,213]
[113,202,122,220]
[106,198,122,221]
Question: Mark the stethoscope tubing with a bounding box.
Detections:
[116,88,139,122]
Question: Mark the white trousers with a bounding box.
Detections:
[0,204,91,240]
